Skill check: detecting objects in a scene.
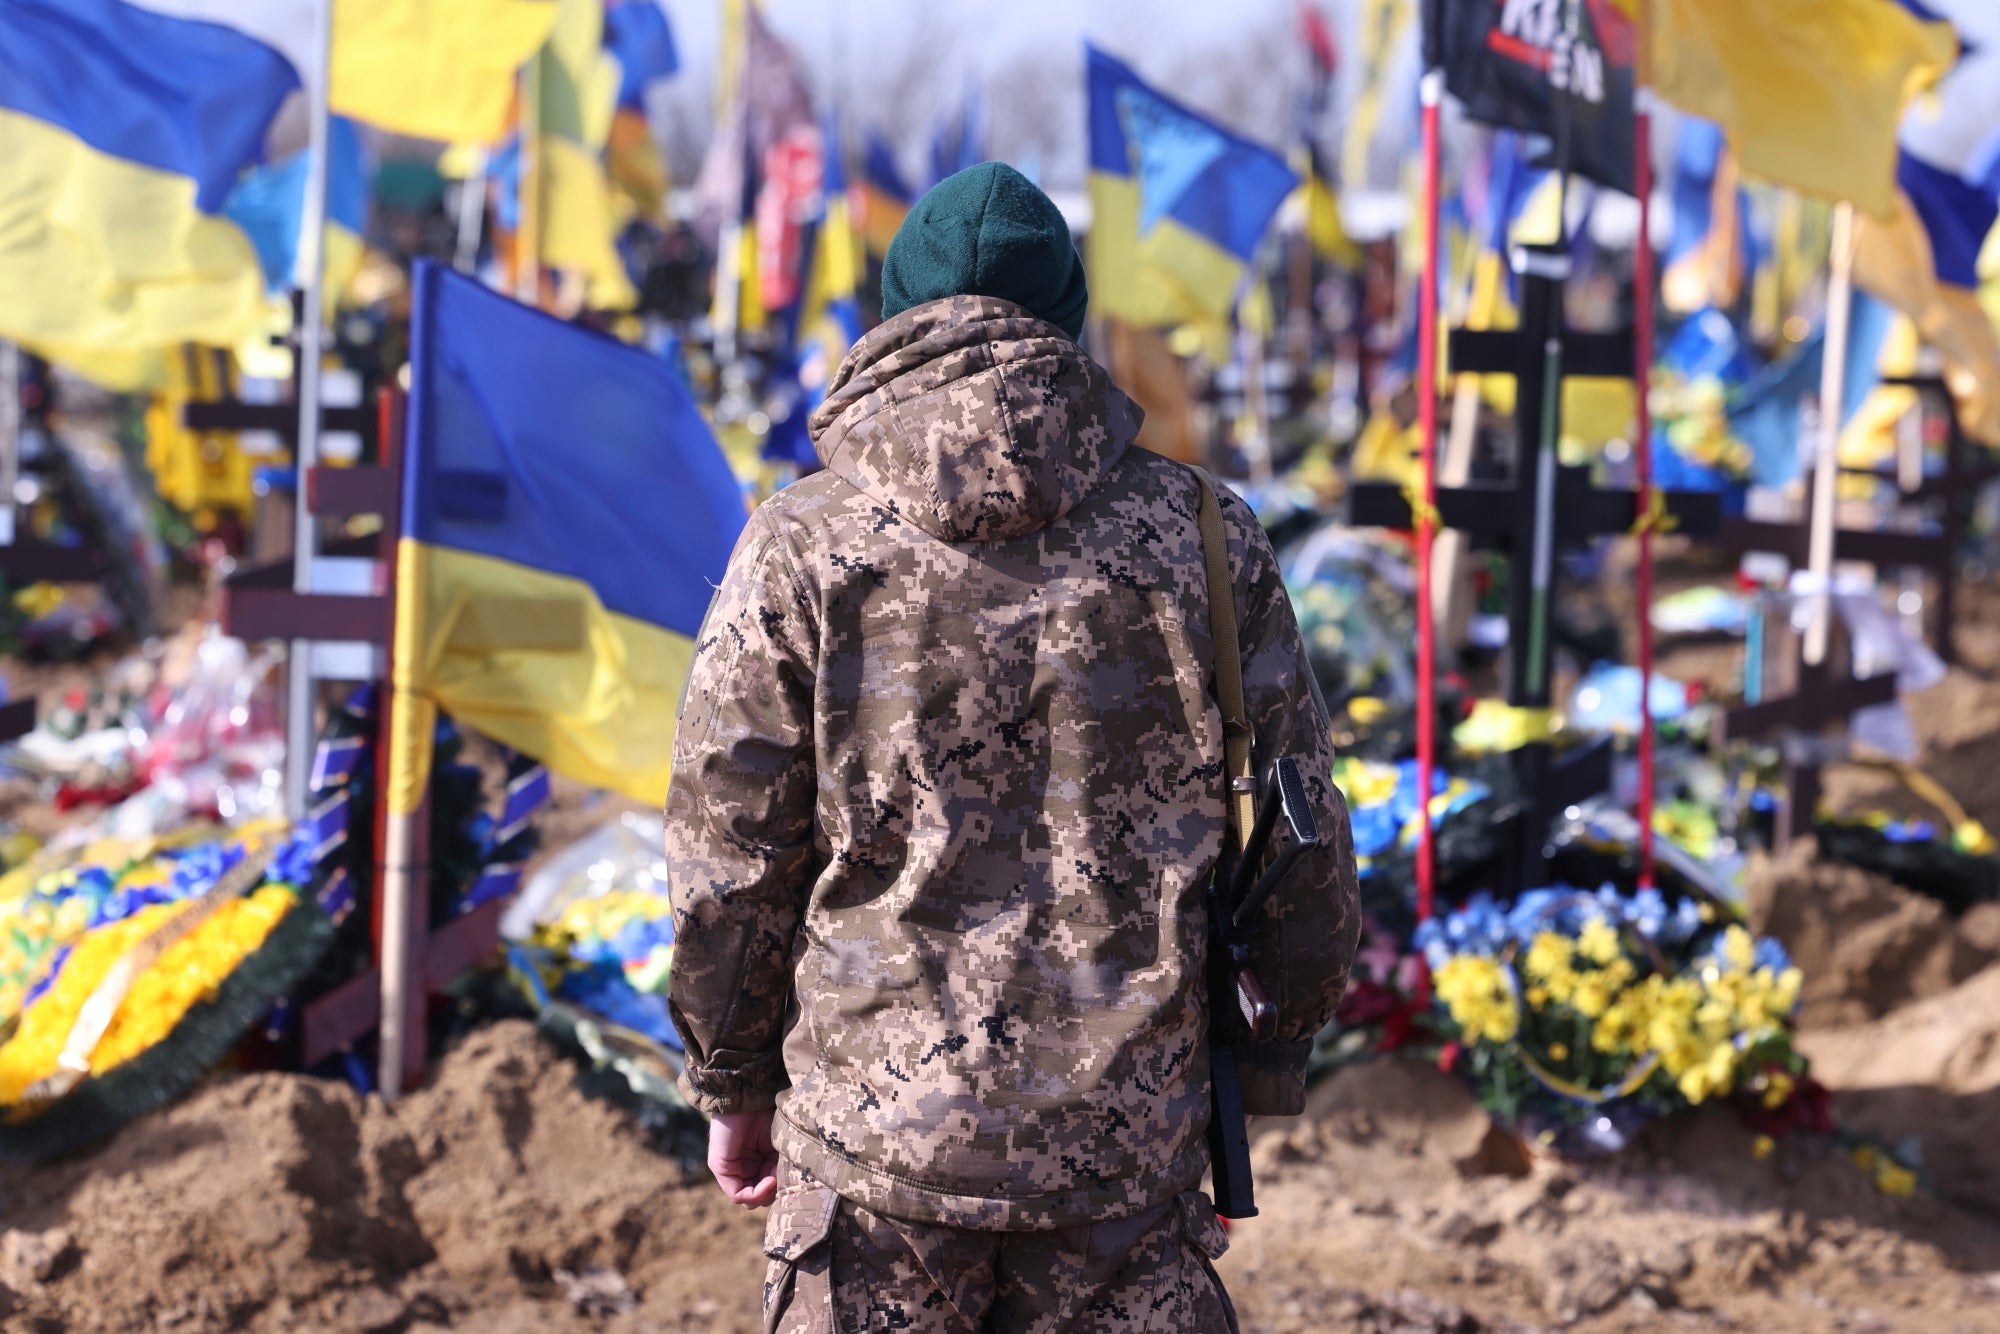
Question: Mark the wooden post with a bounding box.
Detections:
[1350,245,1721,893]
[1805,202,1857,666]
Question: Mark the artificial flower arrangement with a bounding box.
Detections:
[504,863,700,1160]
[1332,757,1490,882]
[1413,884,1809,1152]
[0,820,287,1023]
[511,886,679,1053]
[0,824,326,1156]
[1650,372,1755,484]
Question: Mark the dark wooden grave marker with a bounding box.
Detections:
[1349,244,1721,892]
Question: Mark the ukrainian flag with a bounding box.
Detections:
[1660,118,1746,316]
[327,0,558,145]
[389,262,746,812]
[1850,11,2000,443]
[1643,0,1956,217]
[766,117,866,469]
[0,0,297,356]
[223,116,369,303]
[1085,44,1298,328]
[859,132,913,260]
[800,116,866,368]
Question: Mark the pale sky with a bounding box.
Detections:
[647,0,1374,189]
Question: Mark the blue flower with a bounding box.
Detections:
[1752,936,1792,975]
[270,831,316,888]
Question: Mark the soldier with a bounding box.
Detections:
[668,162,1359,1333]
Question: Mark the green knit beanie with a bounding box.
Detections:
[879,162,1088,340]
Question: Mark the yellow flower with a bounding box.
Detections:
[10,582,63,620]
[1751,1134,1775,1160]
[1720,926,1755,972]
[1577,917,1622,966]
[1571,973,1618,1019]
[0,886,298,1104]
[1761,1070,1795,1109]
[1522,932,1574,982]
[1547,1042,1568,1061]
[1434,955,1519,1045]
[1875,1161,1917,1197]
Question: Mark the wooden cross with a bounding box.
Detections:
[1719,375,1999,666]
[180,293,378,454]
[1349,245,1721,891]
[1713,646,1896,849]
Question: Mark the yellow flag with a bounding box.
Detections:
[1855,195,2000,443]
[518,0,636,311]
[332,0,559,145]
[1645,0,1956,218]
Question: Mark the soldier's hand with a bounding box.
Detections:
[709,1108,780,1209]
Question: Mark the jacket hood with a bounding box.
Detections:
[807,295,1142,542]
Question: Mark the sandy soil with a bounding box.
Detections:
[3,574,2000,1331]
[4,1010,1998,1334]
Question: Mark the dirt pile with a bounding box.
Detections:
[1223,1063,2000,1334]
[0,1022,765,1332]
[1744,838,1999,1027]
[3,1018,2000,1332]
[1800,963,2000,1216]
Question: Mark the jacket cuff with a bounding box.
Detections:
[1234,1037,1313,1116]
[677,1046,787,1117]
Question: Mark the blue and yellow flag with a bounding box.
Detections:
[1643,0,1957,217]
[1661,118,1746,316]
[1849,6,2000,443]
[0,0,296,356]
[390,262,746,810]
[223,116,369,302]
[134,0,558,145]
[1085,44,1299,328]
[328,0,558,145]
[605,0,678,108]
[859,131,913,259]
[769,117,866,468]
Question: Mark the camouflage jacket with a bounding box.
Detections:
[666,296,1359,1230]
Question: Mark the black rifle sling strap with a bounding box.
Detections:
[1191,468,1256,850]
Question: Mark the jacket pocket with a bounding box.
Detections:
[1174,1190,1241,1334]
[762,1182,839,1334]
[1176,1190,1231,1261]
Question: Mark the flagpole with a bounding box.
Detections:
[376,382,429,1104]
[515,58,542,305]
[712,0,748,367]
[454,150,487,275]
[1415,59,1443,928]
[1632,3,1657,890]
[0,342,17,548]
[284,0,335,823]
[1805,202,1857,667]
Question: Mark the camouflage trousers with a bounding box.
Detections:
[761,1163,1239,1334]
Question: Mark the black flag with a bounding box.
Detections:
[1434,0,1637,194]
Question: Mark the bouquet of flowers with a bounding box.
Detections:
[1415,885,1806,1151]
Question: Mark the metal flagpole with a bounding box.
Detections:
[284,0,335,822]
[1632,1,1658,889]
[516,59,543,305]
[0,341,17,548]
[1414,58,1443,927]
[454,151,487,274]
[376,387,427,1103]
[1805,203,1858,667]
